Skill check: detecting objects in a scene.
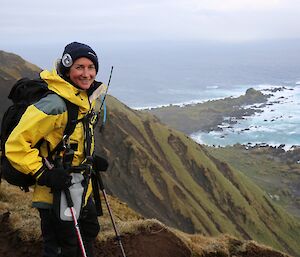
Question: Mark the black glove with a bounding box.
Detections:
[93,155,109,172]
[37,167,72,190]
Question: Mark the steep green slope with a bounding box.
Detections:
[96,96,300,256]
[0,50,41,120]
[0,50,41,79]
[0,50,299,256]
[205,144,300,218]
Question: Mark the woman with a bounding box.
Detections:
[5,42,107,257]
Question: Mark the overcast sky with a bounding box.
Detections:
[1,0,300,46]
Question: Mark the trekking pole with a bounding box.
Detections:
[95,171,127,257]
[64,188,88,257]
[95,66,114,132]
[98,66,113,132]
[99,66,113,112]
[44,151,87,257]
[62,148,87,257]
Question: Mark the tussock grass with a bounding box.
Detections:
[0,181,40,241]
[0,166,293,257]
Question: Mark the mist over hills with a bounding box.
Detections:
[0,50,299,257]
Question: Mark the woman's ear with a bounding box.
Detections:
[56,58,70,78]
[56,59,64,76]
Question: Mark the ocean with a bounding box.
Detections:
[3,39,300,148]
[191,85,300,149]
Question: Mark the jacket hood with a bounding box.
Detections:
[40,69,90,113]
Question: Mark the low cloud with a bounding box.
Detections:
[1,0,300,44]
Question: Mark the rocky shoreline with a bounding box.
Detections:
[213,86,294,133]
[147,87,278,134]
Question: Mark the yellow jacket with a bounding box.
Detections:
[5,69,106,208]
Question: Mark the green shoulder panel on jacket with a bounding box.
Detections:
[34,94,67,115]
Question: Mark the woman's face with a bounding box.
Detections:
[67,57,96,90]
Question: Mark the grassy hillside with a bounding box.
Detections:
[0,50,41,120]
[204,144,300,218]
[0,50,40,79]
[95,95,300,256]
[0,50,299,256]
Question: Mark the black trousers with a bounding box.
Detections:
[38,198,100,257]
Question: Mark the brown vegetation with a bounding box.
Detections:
[0,181,292,257]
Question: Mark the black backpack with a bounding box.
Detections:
[0,77,79,192]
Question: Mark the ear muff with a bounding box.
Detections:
[61,53,73,68]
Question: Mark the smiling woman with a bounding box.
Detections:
[66,58,97,90]
[56,42,99,91]
[4,41,108,257]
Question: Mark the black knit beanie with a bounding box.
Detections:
[58,42,99,77]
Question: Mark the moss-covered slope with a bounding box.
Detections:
[204,144,300,218]
[96,96,300,256]
[0,50,299,256]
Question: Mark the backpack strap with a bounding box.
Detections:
[64,100,79,136]
[48,99,79,160]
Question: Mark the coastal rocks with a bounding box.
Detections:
[147,87,271,134]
